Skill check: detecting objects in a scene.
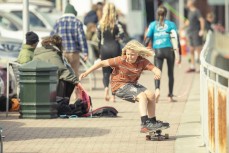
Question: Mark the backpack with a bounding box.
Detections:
[83,106,118,117]
[57,83,92,117]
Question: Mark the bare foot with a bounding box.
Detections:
[155,88,160,103]
[105,96,110,101]
[110,95,116,102]
[105,87,110,102]
[168,97,177,102]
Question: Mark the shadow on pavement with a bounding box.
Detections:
[168,134,200,141]
[0,120,110,142]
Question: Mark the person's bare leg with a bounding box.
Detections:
[155,88,160,103]
[189,46,195,69]
[144,90,156,118]
[104,87,110,101]
[137,92,148,116]
[110,95,116,102]
[195,46,202,71]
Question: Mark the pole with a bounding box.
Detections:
[62,0,68,14]
[225,0,229,32]
[179,0,184,29]
[23,0,29,43]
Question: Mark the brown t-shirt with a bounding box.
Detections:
[108,55,154,92]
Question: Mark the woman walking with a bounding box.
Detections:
[144,6,180,102]
[97,3,124,102]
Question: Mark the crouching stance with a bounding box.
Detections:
[79,40,169,132]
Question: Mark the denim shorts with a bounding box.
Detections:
[114,83,147,103]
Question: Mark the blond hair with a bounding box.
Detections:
[122,40,153,58]
[99,3,116,33]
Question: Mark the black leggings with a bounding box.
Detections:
[154,47,175,97]
[102,67,113,88]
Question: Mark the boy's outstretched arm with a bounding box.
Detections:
[79,59,110,81]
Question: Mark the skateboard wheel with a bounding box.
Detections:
[157,136,163,141]
[149,132,155,136]
[165,134,169,139]
[146,135,151,141]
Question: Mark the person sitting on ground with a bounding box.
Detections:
[17,31,39,64]
[79,40,169,132]
[33,35,78,102]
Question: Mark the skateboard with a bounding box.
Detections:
[145,128,169,141]
[170,29,180,61]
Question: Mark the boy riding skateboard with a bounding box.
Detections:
[79,40,169,132]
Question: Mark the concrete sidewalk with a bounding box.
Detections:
[175,72,206,153]
[0,57,206,153]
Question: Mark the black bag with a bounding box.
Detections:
[83,106,118,117]
[69,98,89,116]
[57,97,71,115]
[57,97,91,117]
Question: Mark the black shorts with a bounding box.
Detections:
[114,83,147,103]
[188,31,203,47]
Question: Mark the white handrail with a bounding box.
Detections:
[200,31,229,153]
[6,61,21,117]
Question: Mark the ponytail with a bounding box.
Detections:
[156,6,167,27]
[159,15,164,26]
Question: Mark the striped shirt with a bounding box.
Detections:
[108,56,154,92]
[51,14,88,55]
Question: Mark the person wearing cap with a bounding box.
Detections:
[51,3,88,78]
[17,31,39,64]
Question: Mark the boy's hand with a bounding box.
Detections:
[176,56,181,64]
[152,67,161,80]
[79,72,88,81]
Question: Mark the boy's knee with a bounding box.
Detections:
[137,92,147,102]
[144,90,155,101]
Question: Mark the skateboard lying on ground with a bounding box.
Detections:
[145,127,170,141]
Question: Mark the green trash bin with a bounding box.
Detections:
[19,60,58,119]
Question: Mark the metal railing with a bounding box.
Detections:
[200,31,229,153]
[6,61,21,117]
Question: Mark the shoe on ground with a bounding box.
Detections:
[186,68,196,73]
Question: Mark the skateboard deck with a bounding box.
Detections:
[145,127,170,141]
[170,29,180,61]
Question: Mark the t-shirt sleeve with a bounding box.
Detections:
[171,22,178,32]
[146,22,155,38]
[196,10,202,19]
[143,58,154,71]
[108,56,121,68]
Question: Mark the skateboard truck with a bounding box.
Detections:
[146,129,169,141]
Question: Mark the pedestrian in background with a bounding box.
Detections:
[97,2,124,102]
[51,3,88,78]
[86,23,100,60]
[145,6,180,102]
[17,31,39,64]
[184,0,205,73]
[205,11,214,32]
